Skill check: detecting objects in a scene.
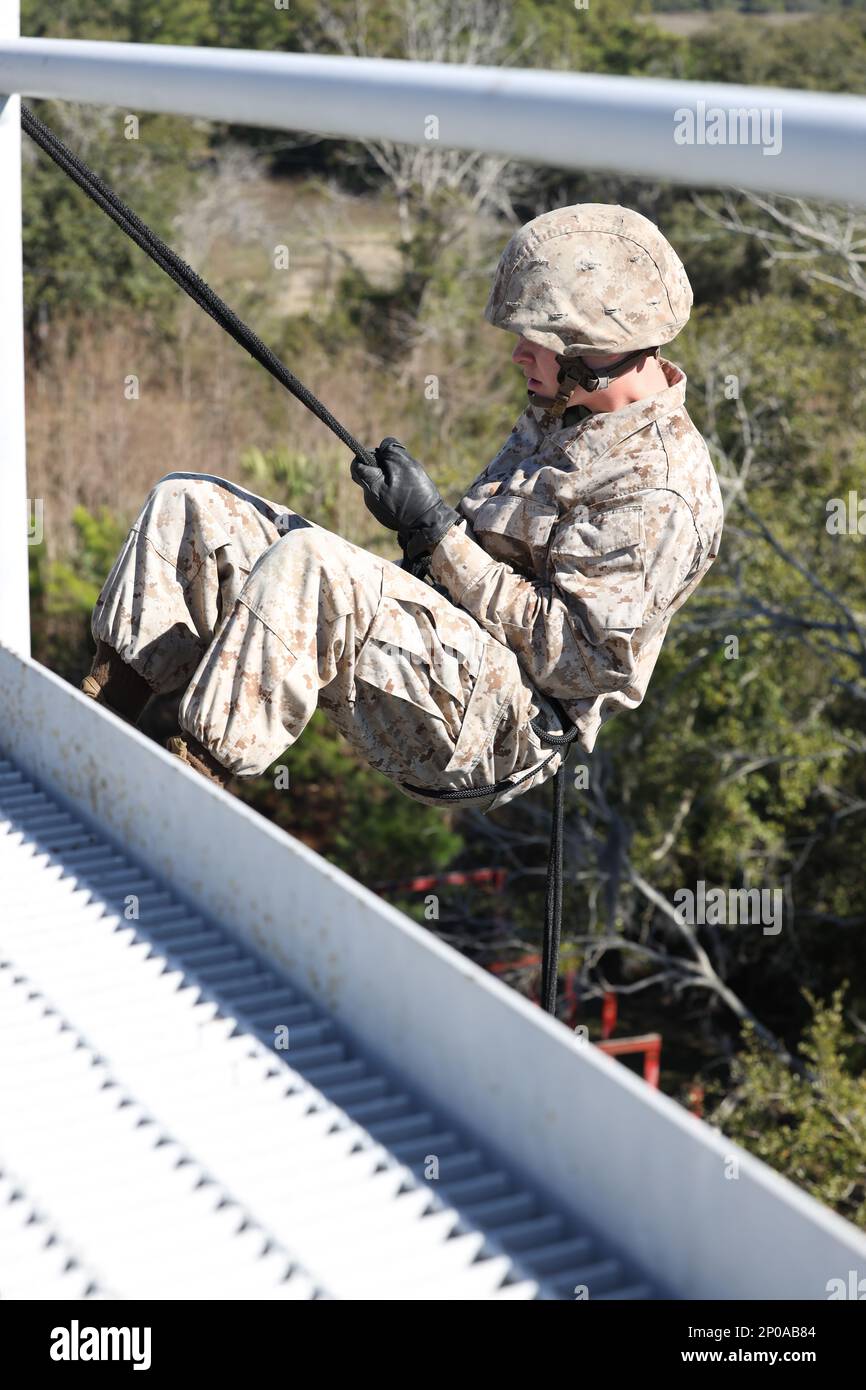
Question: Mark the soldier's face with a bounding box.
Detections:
[511,335,618,404]
[512,336,561,397]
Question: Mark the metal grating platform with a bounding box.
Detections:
[0,753,653,1301]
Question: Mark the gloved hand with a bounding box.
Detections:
[350,437,459,558]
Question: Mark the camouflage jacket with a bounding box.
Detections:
[428,356,724,752]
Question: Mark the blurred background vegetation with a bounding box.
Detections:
[19,0,866,1223]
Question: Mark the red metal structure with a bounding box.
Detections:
[377,867,508,895]
[596,1033,662,1088]
[382,870,669,1094]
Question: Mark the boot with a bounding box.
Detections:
[166,734,232,789]
[81,639,153,725]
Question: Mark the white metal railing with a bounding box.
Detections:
[2,24,865,653]
[0,6,28,656]
[2,36,865,203]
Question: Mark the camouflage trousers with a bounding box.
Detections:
[91,473,563,810]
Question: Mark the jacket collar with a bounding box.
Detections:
[527,356,687,458]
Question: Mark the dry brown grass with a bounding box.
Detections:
[25,312,398,560]
[24,175,521,562]
[24,309,519,566]
[640,9,817,37]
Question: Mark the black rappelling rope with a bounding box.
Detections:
[20,104,376,470]
[404,710,578,1015]
[534,722,578,1014]
[22,103,576,1015]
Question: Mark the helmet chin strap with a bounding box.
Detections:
[530,346,659,423]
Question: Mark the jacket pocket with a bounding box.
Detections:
[470,492,559,568]
[550,505,646,631]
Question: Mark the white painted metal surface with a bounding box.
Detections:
[1,37,865,204]
[0,744,648,1300]
[2,645,865,1300]
[0,1170,106,1300]
[0,3,29,657]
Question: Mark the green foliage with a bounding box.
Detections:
[23,0,227,45]
[233,712,463,886]
[21,103,202,338]
[587,281,866,1034]
[510,0,678,76]
[30,505,127,682]
[239,445,341,528]
[682,12,866,92]
[707,989,866,1228]
[49,506,127,612]
[652,0,865,10]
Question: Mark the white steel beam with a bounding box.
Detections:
[0,5,30,657]
[0,37,864,205]
[3,646,866,1299]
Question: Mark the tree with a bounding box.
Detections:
[707,988,866,1228]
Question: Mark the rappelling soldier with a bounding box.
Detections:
[82,203,724,811]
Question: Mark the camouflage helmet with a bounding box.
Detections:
[485,203,692,356]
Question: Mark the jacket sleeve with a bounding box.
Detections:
[428,492,702,703]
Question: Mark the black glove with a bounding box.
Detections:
[351,437,459,557]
